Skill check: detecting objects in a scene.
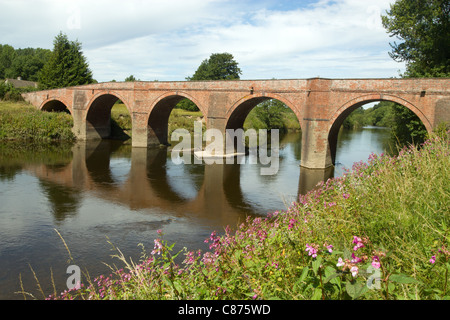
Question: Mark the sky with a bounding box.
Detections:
[0,0,406,83]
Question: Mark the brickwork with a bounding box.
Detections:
[22,78,450,169]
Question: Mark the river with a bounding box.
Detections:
[0,127,393,299]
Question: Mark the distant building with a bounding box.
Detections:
[3,77,38,88]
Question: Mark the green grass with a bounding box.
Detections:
[36,133,449,300]
[0,101,75,142]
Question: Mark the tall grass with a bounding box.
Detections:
[0,101,75,141]
[42,133,449,300]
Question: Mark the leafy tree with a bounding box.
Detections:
[125,75,137,82]
[390,104,427,145]
[187,53,242,81]
[381,0,446,145]
[177,53,242,111]
[381,0,450,77]
[0,44,16,79]
[253,99,288,131]
[38,32,94,89]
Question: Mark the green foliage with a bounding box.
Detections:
[342,107,366,129]
[187,53,242,81]
[243,99,300,132]
[0,101,75,141]
[124,75,137,82]
[177,53,242,112]
[381,0,450,77]
[390,103,428,145]
[0,44,51,82]
[38,32,94,89]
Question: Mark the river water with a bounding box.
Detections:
[0,127,392,299]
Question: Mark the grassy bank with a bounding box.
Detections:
[38,133,449,300]
[0,101,75,142]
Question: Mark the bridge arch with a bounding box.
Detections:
[85,91,132,139]
[226,93,301,130]
[147,91,206,146]
[40,98,72,114]
[327,93,432,165]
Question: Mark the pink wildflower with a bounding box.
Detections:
[306,244,318,258]
[351,253,362,263]
[371,256,381,269]
[429,255,436,264]
[350,266,359,278]
[336,257,345,267]
[151,238,163,255]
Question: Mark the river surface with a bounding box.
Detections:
[0,127,392,299]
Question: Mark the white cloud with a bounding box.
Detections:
[0,0,405,82]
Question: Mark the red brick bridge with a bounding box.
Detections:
[22,77,450,169]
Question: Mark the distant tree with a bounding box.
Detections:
[7,48,51,82]
[178,53,242,111]
[253,99,288,131]
[125,75,137,82]
[382,0,450,77]
[38,32,94,89]
[0,44,16,79]
[187,53,242,81]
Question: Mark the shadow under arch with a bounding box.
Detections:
[328,94,432,165]
[40,98,71,114]
[147,92,206,146]
[85,92,132,139]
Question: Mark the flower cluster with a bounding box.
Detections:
[429,245,449,264]
[336,236,385,278]
[305,242,333,259]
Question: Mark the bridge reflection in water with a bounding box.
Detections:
[26,137,333,228]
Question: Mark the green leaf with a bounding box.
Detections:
[312,256,322,276]
[389,274,421,284]
[324,267,340,284]
[311,288,322,300]
[299,266,309,282]
[345,280,368,300]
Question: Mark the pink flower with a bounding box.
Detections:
[350,266,359,277]
[343,193,350,199]
[306,244,318,258]
[429,255,436,264]
[352,236,362,244]
[351,253,362,263]
[151,238,163,255]
[326,244,333,253]
[336,257,345,267]
[371,256,381,269]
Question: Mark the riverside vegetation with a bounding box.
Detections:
[19,131,447,300]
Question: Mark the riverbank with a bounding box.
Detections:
[40,133,449,300]
[0,101,75,141]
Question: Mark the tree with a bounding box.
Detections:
[0,44,16,79]
[125,75,137,82]
[187,53,242,81]
[177,53,242,111]
[38,32,94,89]
[381,0,450,77]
